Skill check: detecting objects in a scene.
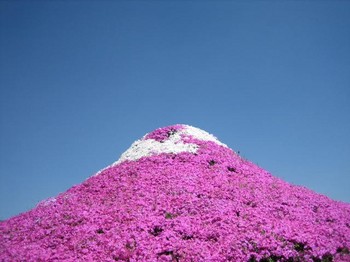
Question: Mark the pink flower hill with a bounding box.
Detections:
[1,124,350,262]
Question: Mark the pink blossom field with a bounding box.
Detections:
[1,125,349,261]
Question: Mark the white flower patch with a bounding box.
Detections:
[113,134,198,165]
[113,125,227,165]
[182,125,227,148]
[94,125,227,175]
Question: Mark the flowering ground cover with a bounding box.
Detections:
[1,125,349,261]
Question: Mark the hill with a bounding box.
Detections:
[1,125,349,261]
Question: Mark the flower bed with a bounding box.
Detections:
[1,125,349,261]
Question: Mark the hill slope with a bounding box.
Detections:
[1,125,349,261]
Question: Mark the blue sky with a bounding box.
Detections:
[1,1,349,220]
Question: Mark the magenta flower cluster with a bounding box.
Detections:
[1,125,349,261]
[144,124,184,142]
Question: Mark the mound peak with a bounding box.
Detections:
[1,124,349,261]
[110,124,227,166]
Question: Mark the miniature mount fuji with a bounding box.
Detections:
[1,124,349,261]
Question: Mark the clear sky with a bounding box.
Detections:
[1,1,349,220]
